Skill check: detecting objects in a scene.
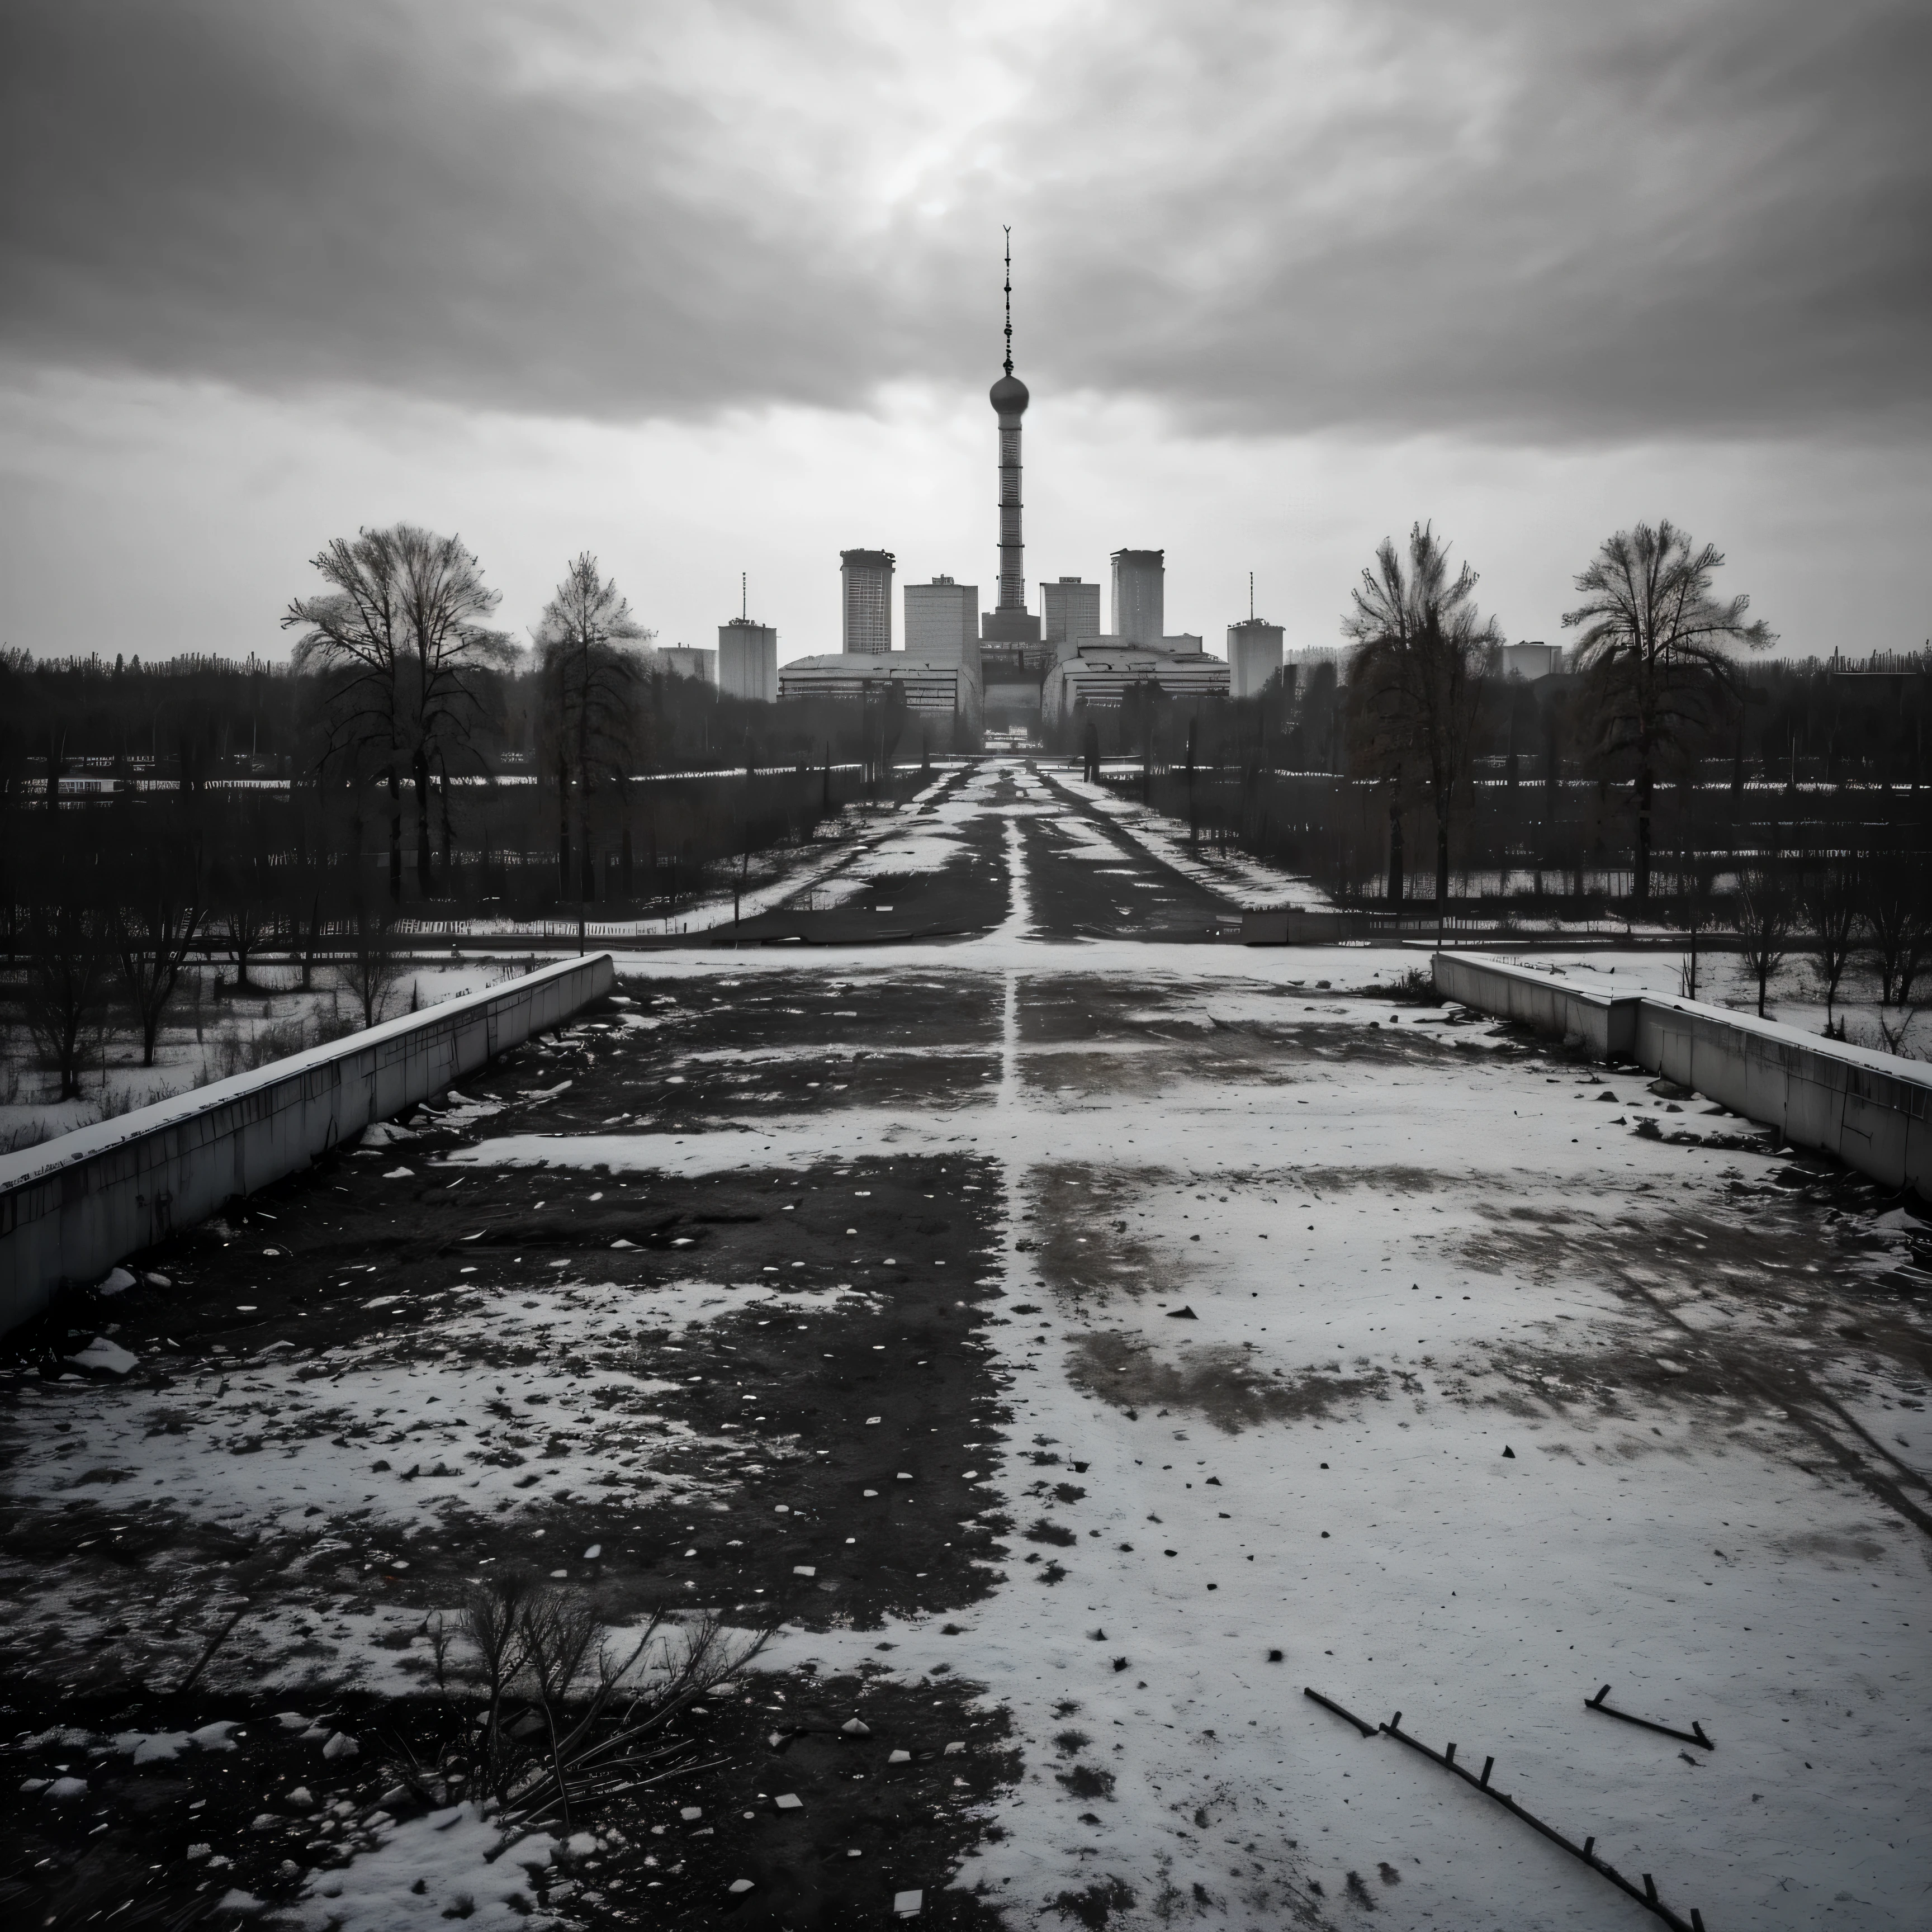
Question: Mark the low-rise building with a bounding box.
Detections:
[1041,641,1229,723]
[1500,640,1565,680]
[779,651,983,733]
[656,645,717,683]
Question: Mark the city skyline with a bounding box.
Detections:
[2,1,1926,668]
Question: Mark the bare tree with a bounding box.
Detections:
[1864,850,1930,1008]
[24,899,108,1101]
[395,527,515,897]
[116,830,206,1066]
[534,555,651,908]
[284,529,409,901]
[1675,857,1716,1000]
[1734,868,1794,1018]
[1564,520,1773,903]
[286,525,509,903]
[335,903,404,1029]
[1343,522,1500,929]
[1800,856,1861,1035]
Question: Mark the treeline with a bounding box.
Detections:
[1066,520,1930,944]
[0,526,945,1100]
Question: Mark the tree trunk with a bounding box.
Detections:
[557,763,572,897]
[1386,800,1403,903]
[413,747,435,899]
[1633,760,1653,903]
[1434,796,1450,916]
[386,763,404,903]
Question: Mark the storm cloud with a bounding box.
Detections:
[3,0,1926,443]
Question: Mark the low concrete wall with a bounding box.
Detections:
[0,953,614,1334]
[1431,953,1639,1059]
[1434,951,1932,1196]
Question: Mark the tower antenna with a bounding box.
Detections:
[741,571,747,621]
[1249,571,1254,620]
[1002,226,1013,377]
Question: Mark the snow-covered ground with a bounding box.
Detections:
[6,757,1926,1931]
[441,937,1922,1929]
[1043,768,1332,911]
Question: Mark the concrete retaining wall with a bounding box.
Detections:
[0,953,614,1334]
[1431,953,1639,1059]
[1434,951,1932,1196]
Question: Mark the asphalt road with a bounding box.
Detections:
[731,759,1231,947]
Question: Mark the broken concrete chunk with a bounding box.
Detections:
[943,1742,964,1755]
[68,1337,138,1377]
[1164,1305,1198,1320]
[98,1267,137,1296]
[774,1793,803,1811]
[888,1750,911,1764]
[841,1718,871,1737]
[894,1891,923,1918]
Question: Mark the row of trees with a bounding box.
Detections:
[1343,518,1773,910]
[1078,517,1927,929]
[1726,851,1929,1024]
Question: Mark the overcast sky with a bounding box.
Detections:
[2,0,1927,665]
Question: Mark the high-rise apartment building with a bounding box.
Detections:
[1040,577,1101,659]
[718,615,778,702]
[905,576,979,665]
[1111,550,1164,646]
[1226,617,1284,698]
[840,549,894,655]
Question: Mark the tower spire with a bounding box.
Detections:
[1003,226,1013,377]
[984,227,1037,643]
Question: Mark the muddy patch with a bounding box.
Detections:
[1025,1164,1175,1306]
[1067,1330,1388,1432]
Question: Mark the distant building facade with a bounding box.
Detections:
[1041,577,1102,660]
[905,577,980,668]
[1500,640,1564,680]
[779,651,983,735]
[1041,641,1229,723]
[718,617,778,702]
[1111,550,1165,646]
[841,550,896,656]
[656,645,716,683]
[1226,617,1285,698]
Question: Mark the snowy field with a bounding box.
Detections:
[0,960,562,1156]
[3,757,1928,1932]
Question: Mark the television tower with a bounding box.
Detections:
[983,228,1041,647]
